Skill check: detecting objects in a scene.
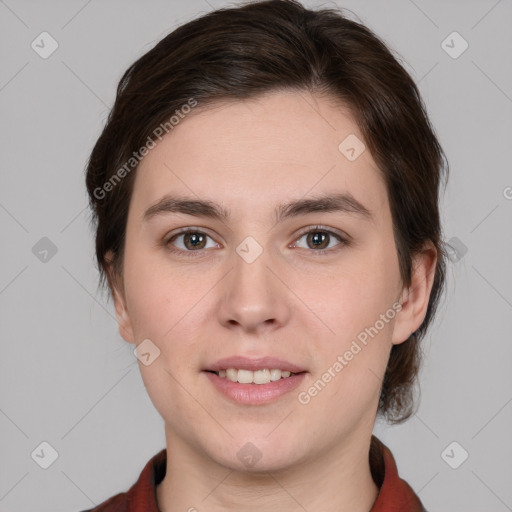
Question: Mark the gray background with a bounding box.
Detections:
[1,0,511,510]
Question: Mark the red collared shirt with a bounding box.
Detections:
[80,436,427,512]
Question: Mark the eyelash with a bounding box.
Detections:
[163,225,349,257]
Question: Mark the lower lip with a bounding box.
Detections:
[203,371,307,405]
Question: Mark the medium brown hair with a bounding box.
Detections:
[85,0,449,424]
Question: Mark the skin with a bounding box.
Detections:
[107,89,437,512]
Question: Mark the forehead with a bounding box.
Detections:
[131,90,388,224]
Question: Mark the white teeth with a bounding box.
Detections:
[217,368,295,384]
[254,369,271,384]
[270,369,281,381]
[226,368,237,382]
[237,369,253,384]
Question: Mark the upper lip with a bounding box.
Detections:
[205,356,306,373]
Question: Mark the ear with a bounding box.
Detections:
[105,250,135,344]
[391,242,438,346]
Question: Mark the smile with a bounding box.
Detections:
[210,368,298,384]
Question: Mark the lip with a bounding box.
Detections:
[204,356,306,373]
[204,370,307,405]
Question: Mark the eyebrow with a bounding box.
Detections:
[142,192,374,224]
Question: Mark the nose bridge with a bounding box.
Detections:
[218,235,289,331]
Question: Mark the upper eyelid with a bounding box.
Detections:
[294,225,345,238]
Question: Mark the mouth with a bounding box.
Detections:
[202,356,307,404]
[204,368,304,385]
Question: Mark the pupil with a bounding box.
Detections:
[187,233,204,249]
[310,231,327,249]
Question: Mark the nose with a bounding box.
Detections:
[217,247,291,334]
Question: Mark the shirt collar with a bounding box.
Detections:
[369,436,427,511]
[124,436,426,512]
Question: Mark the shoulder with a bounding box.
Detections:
[75,448,167,512]
[77,491,129,512]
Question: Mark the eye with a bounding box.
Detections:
[165,229,219,254]
[291,225,349,254]
[163,225,349,257]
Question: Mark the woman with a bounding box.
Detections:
[82,0,448,510]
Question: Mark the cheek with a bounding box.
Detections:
[122,243,185,338]
[314,254,399,344]
[303,302,394,425]
[304,242,399,395]
[123,249,208,376]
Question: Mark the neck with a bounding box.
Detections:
[156,428,380,512]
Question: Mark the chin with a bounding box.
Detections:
[211,438,305,474]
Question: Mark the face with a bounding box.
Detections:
[109,90,433,472]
